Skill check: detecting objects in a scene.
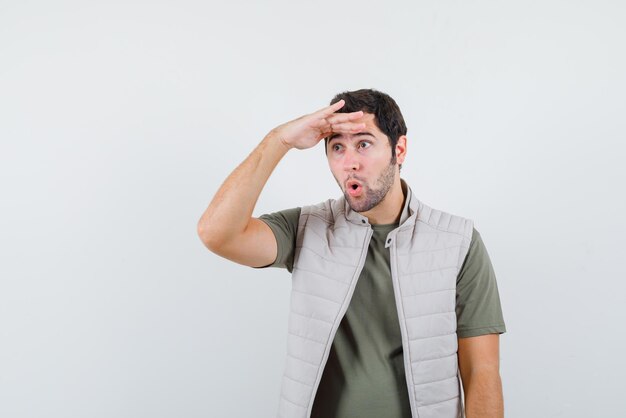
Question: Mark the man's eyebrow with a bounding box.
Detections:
[327,132,377,143]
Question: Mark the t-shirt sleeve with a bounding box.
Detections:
[256,207,301,273]
[455,228,507,338]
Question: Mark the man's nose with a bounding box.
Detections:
[343,149,360,171]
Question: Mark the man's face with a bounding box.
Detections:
[326,113,398,213]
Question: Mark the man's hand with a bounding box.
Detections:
[198,99,365,265]
[272,99,366,150]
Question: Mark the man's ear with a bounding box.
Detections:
[395,135,407,165]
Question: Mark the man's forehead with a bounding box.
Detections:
[327,131,378,142]
[354,112,376,125]
[327,113,384,142]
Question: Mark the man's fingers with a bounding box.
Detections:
[326,110,363,124]
[313,99,345,117]
[327,122,366,133]
[313,117,365,134]
[318,120,365,142]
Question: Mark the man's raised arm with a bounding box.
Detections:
[196,99,364,267]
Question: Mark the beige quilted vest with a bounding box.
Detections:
[277,180,473,418]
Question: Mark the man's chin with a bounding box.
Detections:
[344,193,373,213]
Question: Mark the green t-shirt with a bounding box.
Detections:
[259,207,506,418]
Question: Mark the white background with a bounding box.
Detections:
[1,1,625,417]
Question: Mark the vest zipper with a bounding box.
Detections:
[306,225,373,417]
[389,234,420,418]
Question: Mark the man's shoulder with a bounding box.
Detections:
[258,194,344,229]
[412,199,474,240]
[300,196,345,224]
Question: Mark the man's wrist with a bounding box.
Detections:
[267,128,293,152]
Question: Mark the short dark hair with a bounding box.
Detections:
[325,88,407,168]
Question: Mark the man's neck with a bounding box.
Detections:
[360,177,406,225]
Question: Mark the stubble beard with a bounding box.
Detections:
[341,161,397,213]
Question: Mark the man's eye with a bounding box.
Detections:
[359,142,371,149]
[333,144,343,151]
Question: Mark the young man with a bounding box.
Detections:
[197,89,506,418]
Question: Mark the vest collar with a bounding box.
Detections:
[342,178,420,227]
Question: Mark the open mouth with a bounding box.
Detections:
[346,179,363,197]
